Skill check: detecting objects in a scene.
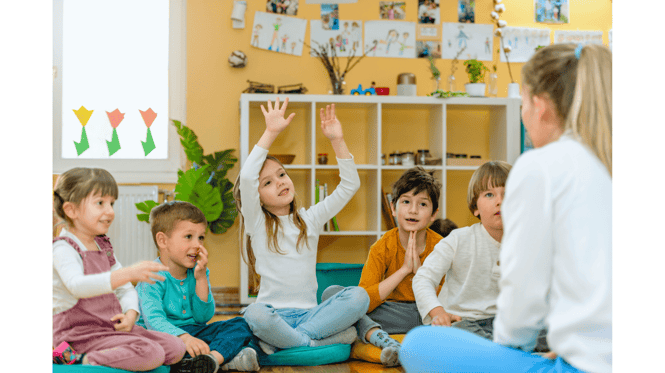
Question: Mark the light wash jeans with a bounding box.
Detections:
[243,286,369,349]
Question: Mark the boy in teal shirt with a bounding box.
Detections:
[137,201,259,372]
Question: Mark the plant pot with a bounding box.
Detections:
[465,83,486,97]
[507,83,521,98]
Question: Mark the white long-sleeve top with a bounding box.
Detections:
[239,145,360,309]
[53,228,140,316]
[494,135,612,373]
[412,222,501,324]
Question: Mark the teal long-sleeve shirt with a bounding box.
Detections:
[136,258,215,337]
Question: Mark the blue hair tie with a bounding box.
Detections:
[574,43,584,60]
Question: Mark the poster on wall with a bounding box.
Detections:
[416,24,441,58]
[310,20,363,57]
[321,4,339,30]
[265,0,299,16]
[379,2,406,20]
[364,20,416,58]
[458,0,474,23]
[418,0,440,24]
[554,30,603,45]
[251,11,307,56]
[440,23,493,61]
[500,27,551,63]
[535,0,569,24]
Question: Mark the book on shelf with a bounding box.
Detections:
[315,180,339,231]
[382,189,397,230]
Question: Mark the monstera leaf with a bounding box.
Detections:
[174,165,224,223]
[208,178,237,234]
[135,200,160,222]
[173,120,204,166]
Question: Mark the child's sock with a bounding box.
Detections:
[258,340,277,355]
[220,347,259,372]
[309,327,357,347]
[368,329,402,366]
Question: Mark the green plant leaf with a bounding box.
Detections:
[173,120,204,166]
[135,200,160,223]
[174,165,223,223]
[204,149,238,180]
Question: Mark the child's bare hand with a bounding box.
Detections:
[179,334,210,357]
[261,97,296,134]
[193,245,208,281]
[319,104,344,141]
[127,261,168,284]
[400,231,416,275]
[431,311,462,326]
[410,231,421,274]
[110,311,137,332]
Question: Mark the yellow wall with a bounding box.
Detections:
[55,1,611,289]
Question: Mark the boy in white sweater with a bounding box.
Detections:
[413,160,546,348]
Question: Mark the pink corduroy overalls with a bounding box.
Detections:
[53,235,186,371]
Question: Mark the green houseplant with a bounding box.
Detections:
[135,120,238,234]
[463,59,490,97]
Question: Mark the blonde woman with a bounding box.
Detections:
[401,43,612,373]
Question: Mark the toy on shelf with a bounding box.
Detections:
[243,80,275,93]
[277,83,308,94]
[350,83,376,96]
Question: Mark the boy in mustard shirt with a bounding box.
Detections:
[322,167,443,366]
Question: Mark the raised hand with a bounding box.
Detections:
[319,104,344,141]
[193,245,208,281]
[261,97,296,134]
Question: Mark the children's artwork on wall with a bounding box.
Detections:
[440,23,493,61]
[416,41,442,58]
[321,4,340,30]
[500,27,551,63]
[535,0,569,24]
[458,0,475,23]
[379,2,406,20]
[554,30,603,46]
[365,21,416,58]
[266,0,299,16]
[306,0,357,3]
[418,0,440,24]
[310,20,363,57]
[251,11,307,55]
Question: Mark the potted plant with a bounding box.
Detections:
[463,59,489,97]
[135,120,238,234]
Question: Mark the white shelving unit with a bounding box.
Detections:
[238,93,521,304]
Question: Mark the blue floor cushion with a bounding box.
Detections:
[53,364,169,373]
[257,343,351,366]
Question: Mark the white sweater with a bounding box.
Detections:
[494,135,612,373]
[412,222,501,324]
[239,145,360,309]
[53,228,139,316]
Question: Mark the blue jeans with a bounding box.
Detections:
[400,326,585,373]
[243,286,369,349]
[180,317,256,362]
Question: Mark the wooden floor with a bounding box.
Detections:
[211,288,405,373]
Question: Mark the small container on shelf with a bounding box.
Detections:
[402,152,415,167]
[317,153,328,165]
[381,154,386,165]
[389,152,402,165]
[416,149,431,165]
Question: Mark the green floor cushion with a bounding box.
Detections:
[52,364,169,373]
[258,343,351,366]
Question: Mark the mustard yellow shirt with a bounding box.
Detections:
[359,228,444,313]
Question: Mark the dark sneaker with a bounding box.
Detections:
[171,354,218,373]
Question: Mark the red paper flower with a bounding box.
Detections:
[106,109,125,128]
[139,108,157,128]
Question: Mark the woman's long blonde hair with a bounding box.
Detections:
[233,155,310,292]
[521,43,612,176]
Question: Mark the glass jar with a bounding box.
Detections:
[389,152,401,165]
[317,153,328,165]
[416,149,431,165]
[488,72,499,97]
[381,154,386,165]
[402,152,415,167]
[447,74,456,92]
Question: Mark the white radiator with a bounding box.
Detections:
[107,186,160,267]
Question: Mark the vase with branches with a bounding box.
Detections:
[303,39,378,94]
[490,0,517,90]
[447,46,466,92]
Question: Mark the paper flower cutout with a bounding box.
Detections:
[139,108,157,128]
[106,109,125,128]
[73,106,93,127]
[73,106,93,155]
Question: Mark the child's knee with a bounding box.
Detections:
[343,286,370,315]
[243,303,275,332]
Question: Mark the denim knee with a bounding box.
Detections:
[343,286,370,319]
[242,302,274,334]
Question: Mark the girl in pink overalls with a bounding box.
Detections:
[53,167,188,371]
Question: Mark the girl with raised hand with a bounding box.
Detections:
[234,97,369,354]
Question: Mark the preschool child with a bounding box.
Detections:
[411,160,515,340]
[325,167,444,366]
[53,167,186,371]
[400,43,612,373]
[429,218,458,238]
[136,201,259,373]
[234,98,369,354]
